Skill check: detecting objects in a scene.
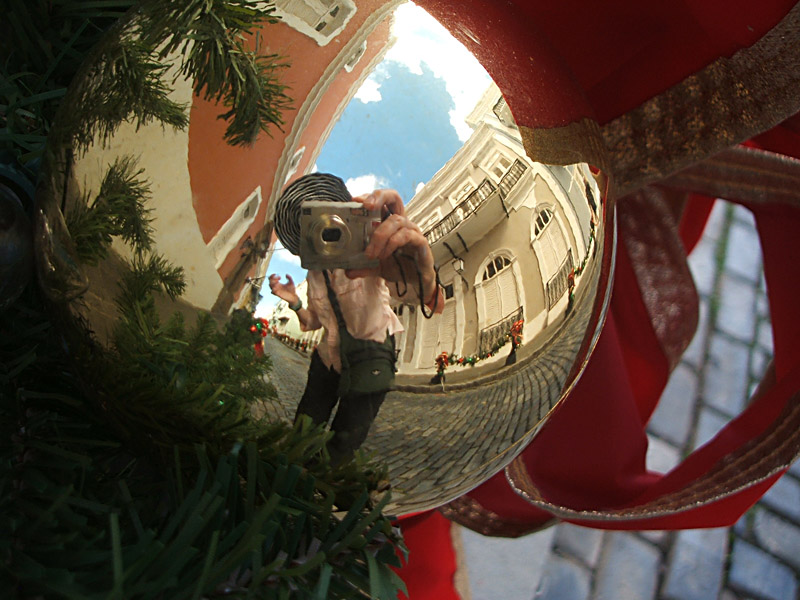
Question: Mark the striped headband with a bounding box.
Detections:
[273,173,352,256]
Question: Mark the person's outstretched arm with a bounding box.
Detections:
[268,273,323,330]
[347,189,444,314]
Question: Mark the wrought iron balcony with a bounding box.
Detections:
[423,178,497,244]
[478,306,524,356]
[497,159,527,200]
[545,250,574,309]
[423,159,528,246]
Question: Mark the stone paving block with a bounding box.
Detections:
[638,530,668,546]
[731,202,754,226]
[704,336,750,417]
[757,319,774,354]
[648,363,697,447]
[749,348,769,384]
[687,237,718,297]
[536,554,591,600]
[694,200,728,244]
[692,408,731,450]
[756,289,769,319]
[752,508,800,570]
[662,527,728,600]
[681,299,709,368]
[593,533,660,600]
[747,379,758,400]
[728,539,798,600]
[761,474,800,523]
[646,434,681,474]
[716,274,758,342]
[732,510,751,537]
[725,220,762,283]
[460,525,556,600]
[554,523,604,568]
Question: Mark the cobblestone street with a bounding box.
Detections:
[461,202,800,600]
[263,237,602,515]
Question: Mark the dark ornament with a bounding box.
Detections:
[0,183,33,310]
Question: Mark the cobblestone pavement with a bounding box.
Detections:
[461,202,800,600]
[263,234,605,515]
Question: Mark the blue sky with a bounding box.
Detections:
[314,60,461,203]
[256,2,491,317]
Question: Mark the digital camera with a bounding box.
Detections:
[299,201,382,271]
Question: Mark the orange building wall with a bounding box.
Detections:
[187,0,392,283]
[287,16,393,187]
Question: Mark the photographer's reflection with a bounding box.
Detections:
[269,173,443,463]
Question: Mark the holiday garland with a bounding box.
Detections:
[2,288,406,598]
[1,1,406,597]
[435,318,525,374]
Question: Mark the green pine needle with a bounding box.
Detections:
[3,2,403,597]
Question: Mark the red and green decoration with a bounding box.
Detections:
[435,351,449,377]
[572,216,597,278]
[434,319,524,372]
[272,331,315,353]
[249,316,269,356]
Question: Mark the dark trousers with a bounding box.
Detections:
[295,350,387,463]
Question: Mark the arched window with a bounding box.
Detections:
[531,207,572,308]
[482,255,512,281]
[475,253,522,355]
[476,254,520,324]
[533,207,554,237]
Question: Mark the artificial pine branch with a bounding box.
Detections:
[1,289,405,598]
[136,0,292,145]
[64,36,190,153]
[66,155,155,264]
[114,252,187,315]
[3,2,405,596]
[0,0,139,169]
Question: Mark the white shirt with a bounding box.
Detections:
[303,269,404,372]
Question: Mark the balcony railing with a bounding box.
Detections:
[423,159,529,245]
[545,250,574,309]
[497,159,527,200]
[478,306,524,356]
[424,178,497,244]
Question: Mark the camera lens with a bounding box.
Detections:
[321,227,342,242]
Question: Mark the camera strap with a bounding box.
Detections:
[321,270,347,331]
[321,270,396,396]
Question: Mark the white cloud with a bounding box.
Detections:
[354,76,382,103]
[272,240,301,266]
[345,173,390,197]
[386,2,492,141]
[253,303,273,320]
[415,181,425,194]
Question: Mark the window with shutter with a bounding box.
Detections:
[274,0,355,45]
[532,207,568,276]
[497,266,518,316]
[478,254,519,324]
[418,319,439,368]
[439,301,457,354]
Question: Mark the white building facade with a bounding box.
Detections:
[401,82,601,375]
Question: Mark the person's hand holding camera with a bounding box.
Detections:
[346,189,443,312]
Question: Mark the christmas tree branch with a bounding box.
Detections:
[66,155,155,265]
